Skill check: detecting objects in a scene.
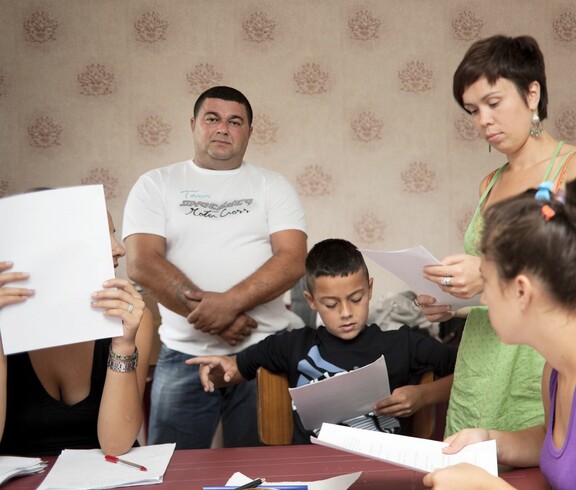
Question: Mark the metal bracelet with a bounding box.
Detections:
[108,345,138,362]
[107,356,138,373]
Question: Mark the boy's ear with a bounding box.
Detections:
[368,277,374,299]
[303,290,318,311]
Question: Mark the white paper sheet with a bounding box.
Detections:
[36,443,176,490]
[361,246,480,308]
[225,470,362,490]
[312,423,498,476]
[0,456,47,485]
[0,185,122,354]
[288,356,390,431]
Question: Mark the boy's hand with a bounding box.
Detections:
[372,384,423,418]
[186,355,239,392]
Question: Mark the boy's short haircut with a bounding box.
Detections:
[305,238,369,292]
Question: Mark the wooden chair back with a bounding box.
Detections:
[256,367,436,445]
[256,367,294,445]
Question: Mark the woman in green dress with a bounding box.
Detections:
[416,34,576,437]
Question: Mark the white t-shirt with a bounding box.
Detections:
[123,160,307,355]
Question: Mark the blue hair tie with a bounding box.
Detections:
[535,181,553,201]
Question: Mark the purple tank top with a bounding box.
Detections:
[540,369,576,489]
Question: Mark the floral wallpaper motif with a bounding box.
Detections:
[2,1,576,298]
[187,64,223,94]
[348,10,381,41]
[553,12,576,43]
[294,63,329,95]
[452,10,484,41]
[78,64,115,96]
[454,113,479,142]
[401,162,436,193]
[138,115,171,146]
[297,165,332,197]
[251,114,278,145]
[351,111,383,142]
[134,11,168,43]
[28,116,62,149]
[555,110,576,142]
[23,10,58,43]
[243,11,276,43]
[398,61,433,92]
[354,212,386,244]
[81,168,119,200]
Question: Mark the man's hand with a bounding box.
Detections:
[185,290,240,333]
[218,314,257,346]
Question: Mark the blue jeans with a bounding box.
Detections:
[148,344,262,449]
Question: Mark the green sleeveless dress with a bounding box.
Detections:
[444,141,575,436]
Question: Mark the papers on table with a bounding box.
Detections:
[0,185,122,354]
[37,443,176,489]
[361,246,480,308]
[312,423,498,476]
[288,356,390,431]
[0,456,47,485]
[223,470,361,490]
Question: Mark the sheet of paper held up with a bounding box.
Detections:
[224,470,362,490]
[361,246,480,308]
[312,423,498,476]
[0,185,122,354]
[289,356,390,431]
[36,443,176,489]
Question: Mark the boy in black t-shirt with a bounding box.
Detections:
[188,238,456,443]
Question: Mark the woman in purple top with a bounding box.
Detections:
[423,179,576,490]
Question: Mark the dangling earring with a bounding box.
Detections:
[530,111,544,137]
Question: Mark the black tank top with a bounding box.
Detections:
[0,338,110,456]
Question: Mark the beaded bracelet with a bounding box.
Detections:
[107,346,139,373]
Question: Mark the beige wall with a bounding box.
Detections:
[2,0,576,301]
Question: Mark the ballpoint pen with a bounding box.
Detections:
[104,454,148,471]
[233,478,264,489]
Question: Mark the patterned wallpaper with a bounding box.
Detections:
[1,1,576,300]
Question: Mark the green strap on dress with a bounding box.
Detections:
[479,140,566,207]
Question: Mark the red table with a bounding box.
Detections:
[4,445,550,489]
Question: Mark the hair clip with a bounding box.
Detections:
[535,181,553,201]
[541,204,556,221]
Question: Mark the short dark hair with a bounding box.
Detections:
[481,179,576,308]
[453,35,548,120]
[305,238,369,293]
[193,86,253,126]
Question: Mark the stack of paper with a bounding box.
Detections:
[37,443,176,489]
[312,423,498,476]
[0,456,47,485]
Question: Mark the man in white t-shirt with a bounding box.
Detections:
[122,86,307,448]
